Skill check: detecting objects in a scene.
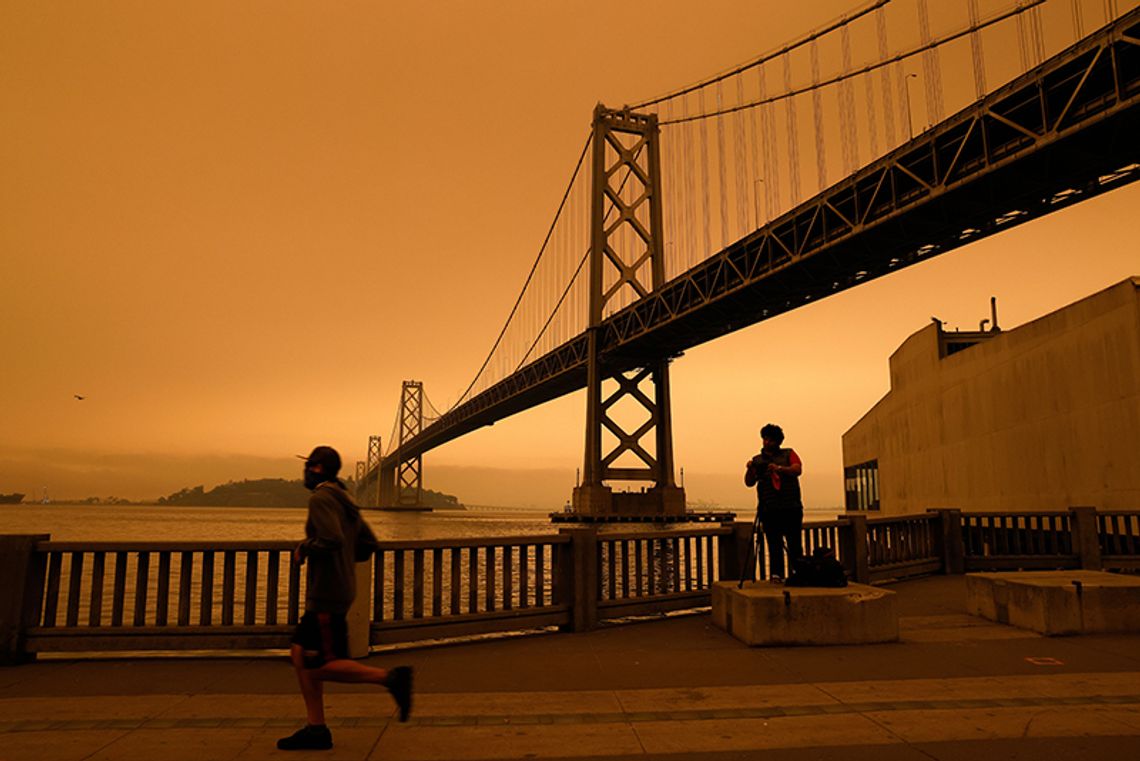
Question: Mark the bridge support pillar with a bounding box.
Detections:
[388,380,426,510]
[572,484,686,519]
[362,435,382,508]
[378,462,397,508]
[571,484,612,516]
[572,104,685,520]
[354,460,366,503]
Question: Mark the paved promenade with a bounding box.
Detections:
[3,576,1140,760]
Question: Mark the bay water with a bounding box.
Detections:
[0,504,558,542]
[0,503,840,542]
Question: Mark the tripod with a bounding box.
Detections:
[738,510,763,589]
[739,513,797,588]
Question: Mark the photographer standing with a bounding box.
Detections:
[744,424,804,582]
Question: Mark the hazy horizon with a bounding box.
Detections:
[0,447,817,513]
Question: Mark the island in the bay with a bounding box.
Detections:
[155,479,462,509]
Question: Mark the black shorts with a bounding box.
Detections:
[291,611,349,668]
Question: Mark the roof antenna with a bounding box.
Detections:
[990,296,1000,332]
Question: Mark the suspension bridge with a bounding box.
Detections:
[354,0,1140,516]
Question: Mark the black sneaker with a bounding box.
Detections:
[387,666,413,722]
[276,724,333,751]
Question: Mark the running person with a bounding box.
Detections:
[277,446,412,751]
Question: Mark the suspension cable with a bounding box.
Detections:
[382,401,400,458]
[422,391,444,421]
[810,39,827,191]
[629,0,891,110]
[658,0,1046,127]
[515,249,590,372]
[447,133,591,411]
[758,64,779,221]
[783,56,801,205]
[514,144,648,369]
[877,6,896,147]
[969,0,987,100]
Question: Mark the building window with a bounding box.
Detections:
[844,460,880,511]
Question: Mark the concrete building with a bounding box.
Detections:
[842,277,1140,515]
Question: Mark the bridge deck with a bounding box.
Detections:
[5,575,1140,759]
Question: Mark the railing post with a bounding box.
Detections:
[930,509,965,575]
[717,522,754,581]
[0,535,49,666]
[1070,506,1103,571]
[558,527,598,632]
[841,515,870,584]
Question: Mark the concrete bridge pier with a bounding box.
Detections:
[378,462,397,508]
[572,484,686,519]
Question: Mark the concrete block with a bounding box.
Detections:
[966,570,1140,635]
[711,581,898,646]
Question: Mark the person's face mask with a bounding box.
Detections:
[303,466,323,491]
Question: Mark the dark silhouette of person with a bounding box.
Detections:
[277,445,412,751]
[744,424,804,582]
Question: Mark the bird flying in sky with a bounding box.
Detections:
[74,395,86,401]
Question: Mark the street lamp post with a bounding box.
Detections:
[754,178,765,227]
[903,72,918,140]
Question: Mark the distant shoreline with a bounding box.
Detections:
[19,501,297,509]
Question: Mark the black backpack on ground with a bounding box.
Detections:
[785,547,849,587]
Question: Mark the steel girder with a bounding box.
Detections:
[385,9,1140,466]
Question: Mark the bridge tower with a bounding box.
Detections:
[572,104,685,519]
[354,460,366,502]
[361,434,382,507]
[393,380,424,507]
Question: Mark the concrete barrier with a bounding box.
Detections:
[711,581,898,646]
[966,570,1140,635]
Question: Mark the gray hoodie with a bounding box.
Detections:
[299,482,376,614]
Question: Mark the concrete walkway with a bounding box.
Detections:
[2,576,1140,760]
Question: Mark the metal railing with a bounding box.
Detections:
[1098,511,1140,570]
[369,535,572,645]
[25,541,301,653]
[4,505,1138,662]
[597,527,732,619]
[865,514,941,582]
[961,511,1078,570]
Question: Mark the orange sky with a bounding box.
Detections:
[3,1,1138,509]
